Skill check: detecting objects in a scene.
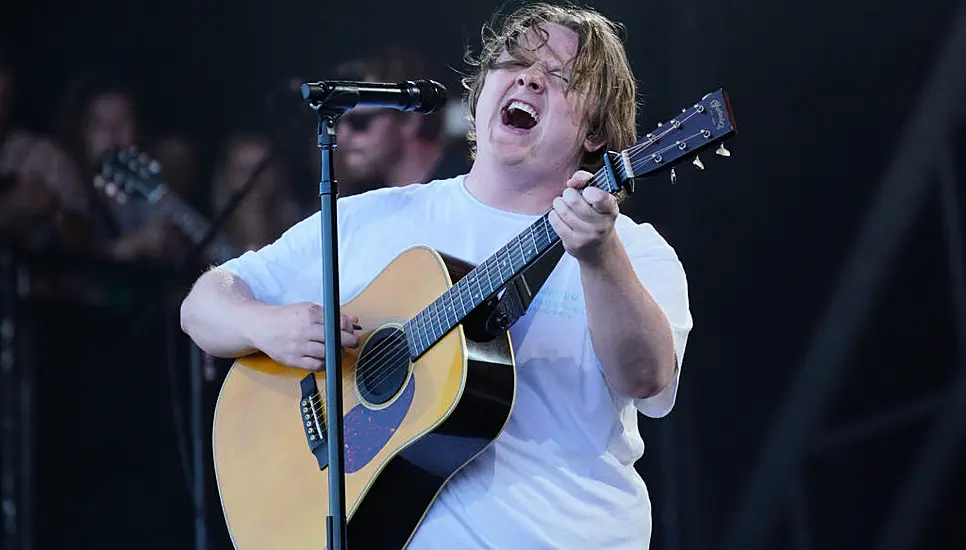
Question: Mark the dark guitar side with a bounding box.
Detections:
[345,253,517,548]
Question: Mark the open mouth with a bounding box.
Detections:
[501,99,540,130]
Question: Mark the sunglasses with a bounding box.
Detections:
[338,109,397,132]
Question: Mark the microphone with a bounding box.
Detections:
[300,79,447,114]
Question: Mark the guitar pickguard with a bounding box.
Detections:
[344,376,415,473]
[299,373,416,474]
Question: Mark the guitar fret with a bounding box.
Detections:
[405,322,415,354]
[432,307,440,341]
[415,309,426,351]
[452,288,463,319]
[459,279,472,313]
[464,287,473,315]
[431,299,442,341]
[447,293,455,328]
[501,245,512,280]
[411,313,421,354]
[487,256,498,293]
[473,271,483,303]
[409,319,418,355]
[413,311,424,350]
[423,317,431,354]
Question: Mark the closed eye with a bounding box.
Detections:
[491,59,528,70]
[549,72,570,84]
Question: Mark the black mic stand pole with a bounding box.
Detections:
[309,101,349,550]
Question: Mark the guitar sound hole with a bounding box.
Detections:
[356,327,410,406]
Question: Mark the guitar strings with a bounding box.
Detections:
[308,114,711,410]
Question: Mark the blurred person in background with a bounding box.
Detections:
[56,72,183,262]
[150,132,201,210]
[0,47,92,253]
[209,130,301,252]
[262,45,459,211]
[330,45,450,196]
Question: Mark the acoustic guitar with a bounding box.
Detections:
[212,89,736,549]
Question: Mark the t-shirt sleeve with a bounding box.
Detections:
[620,221,693,418]
[217,210,324,306]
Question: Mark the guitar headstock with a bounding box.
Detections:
[597,89,737,194]
[94,146,167,205]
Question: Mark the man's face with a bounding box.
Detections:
[335,106,405,187]
[83,92,137,165]
[473,23,600,175]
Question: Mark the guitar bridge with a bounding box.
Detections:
[299,373,329,471]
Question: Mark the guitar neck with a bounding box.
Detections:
[404,204,565,358]
[154,191,241,264]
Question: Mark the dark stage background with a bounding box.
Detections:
[1,0,964,549]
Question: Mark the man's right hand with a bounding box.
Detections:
[248,302,362,371]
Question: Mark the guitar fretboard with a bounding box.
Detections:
[402,162,630,359]
[403,212,559,357]
[155,192,240,264]
[401,167,624,358]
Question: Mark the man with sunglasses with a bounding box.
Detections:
[331,46,451,196]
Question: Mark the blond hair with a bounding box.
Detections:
[462,2,638,170]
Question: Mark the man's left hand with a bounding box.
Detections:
[549,170,620,265]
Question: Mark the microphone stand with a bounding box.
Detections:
[297,78,446,550]
[306,99,349,550]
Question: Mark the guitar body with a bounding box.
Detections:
[212,245,517,549]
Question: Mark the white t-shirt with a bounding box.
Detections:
[219,174,692,549]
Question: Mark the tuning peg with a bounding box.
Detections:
[105,182,117,197]
[670,168,677,184]
[692,155,705,170]
[716,143,731,157]
[93,175,104,189]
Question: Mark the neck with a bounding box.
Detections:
[386,141,443,188]
[464,156,576,215]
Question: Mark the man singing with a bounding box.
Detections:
[181,2,692,548]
